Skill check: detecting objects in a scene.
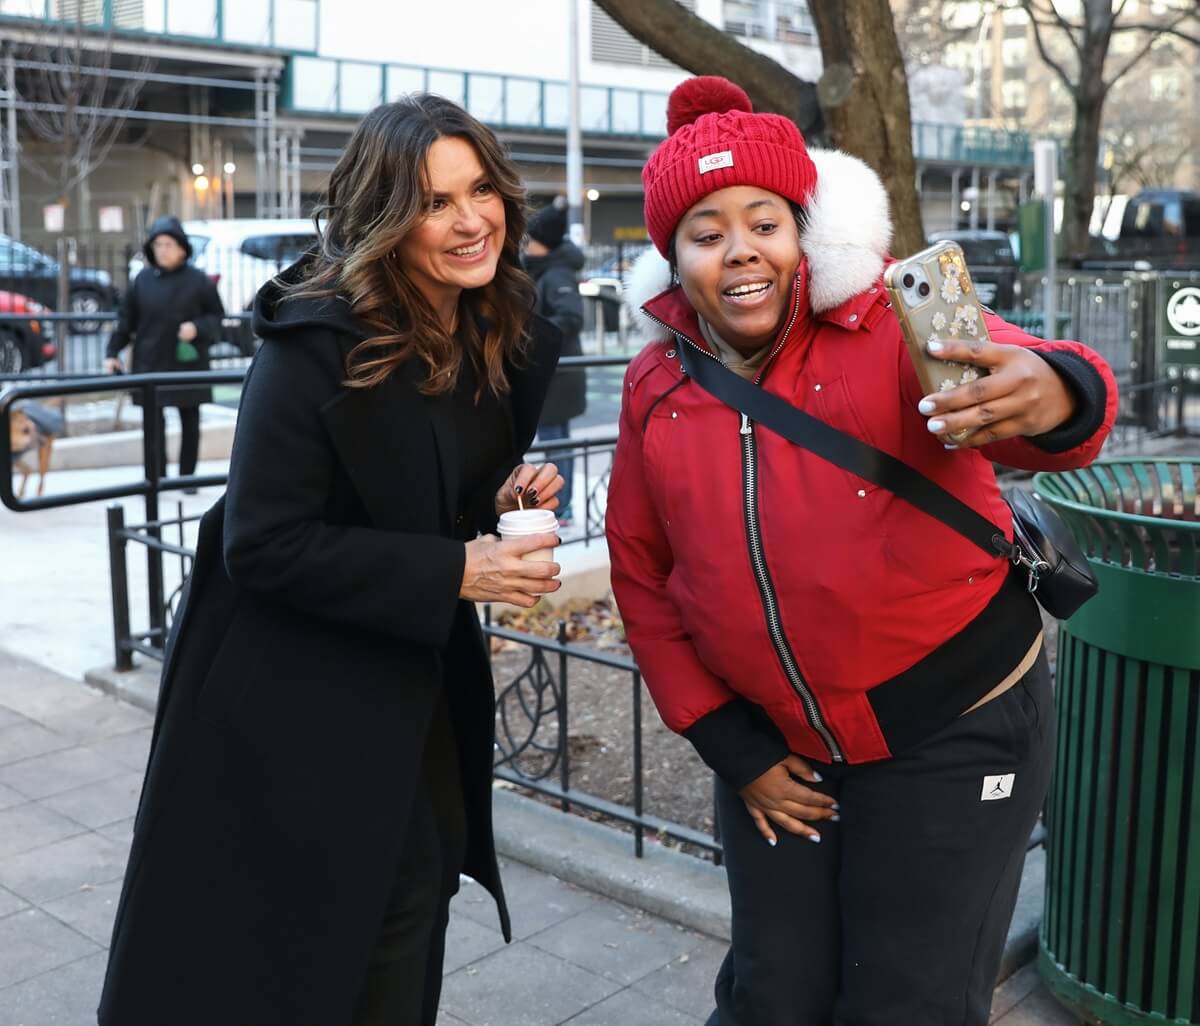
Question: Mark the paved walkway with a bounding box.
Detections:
[0,646,1082,1025]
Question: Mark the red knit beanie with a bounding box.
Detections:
[642,76,818,256]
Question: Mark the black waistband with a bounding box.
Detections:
[866,568,1043,757]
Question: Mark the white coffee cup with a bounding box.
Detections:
[497,508,560,562]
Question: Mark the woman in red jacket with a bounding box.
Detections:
[607,77,1116,1026]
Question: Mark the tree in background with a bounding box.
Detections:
[593,0,926,254]
[12,15,151,332]
[1016,0,1200,262]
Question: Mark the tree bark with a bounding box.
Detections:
[593,0,822,132]
[596,0,924,256]
[808,0,925,255]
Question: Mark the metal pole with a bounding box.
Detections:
[5,54,20,241]
[557,620,570,812]
[1034,140,1057,339]
[969,17,987,231]
[566,0,585,246]
[143,387,165,645]
[106,503,133,672]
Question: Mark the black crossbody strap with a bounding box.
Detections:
[679,342,1008,558]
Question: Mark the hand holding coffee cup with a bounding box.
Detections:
[460,527,562,608]
[496,461,563,516]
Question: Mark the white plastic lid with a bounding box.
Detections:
[497,508,559,536]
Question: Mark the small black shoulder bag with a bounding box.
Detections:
[678,344,1098,620]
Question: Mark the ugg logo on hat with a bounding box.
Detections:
[698,150,734,175]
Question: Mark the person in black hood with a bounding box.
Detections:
[104,215,225,485]
[98,97,565,1026]
[524,198,586,523]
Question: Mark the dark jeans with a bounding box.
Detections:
[708,651,1055,1026]
[535,421,573,518]
[350,690,468,1026]
[155,407,200,479]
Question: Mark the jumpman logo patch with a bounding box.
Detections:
[981,774,1015,801]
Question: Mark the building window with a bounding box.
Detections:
[591,0,697,68]
[723,0,814,43]
[1149,71,1183,102]
[1002,79,1027,110]
[1001,38,1025,67]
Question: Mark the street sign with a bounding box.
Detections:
[1159,279,1200,383]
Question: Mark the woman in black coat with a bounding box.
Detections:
[104,215,226,480]
[98,97,565,1026]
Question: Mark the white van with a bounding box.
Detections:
[128,218,319,315]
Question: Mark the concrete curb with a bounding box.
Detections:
[84,661,1044,981]
[492,786,732,941]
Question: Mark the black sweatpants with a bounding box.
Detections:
[350,690,468,1026]
[708,650,1055,1026]
[156,407,200,478]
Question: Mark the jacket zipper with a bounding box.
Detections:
[641,292,845,763]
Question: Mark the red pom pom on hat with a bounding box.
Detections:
[666,76,753,135]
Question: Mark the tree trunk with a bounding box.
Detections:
[1063,89,1104,264]
[808,0,925,256]
[594,0,822,132]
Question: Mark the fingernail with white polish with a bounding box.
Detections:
[927,419,946,433]
[831,802,840,811]
[830,813,841,823]
[944,443,959,451]
[927,339,944,353]
[918,398,936,414]
[808,833,822,844]
[811,770,823,783]
[768,837,777,847]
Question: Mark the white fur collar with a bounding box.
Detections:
[624,149,892,332]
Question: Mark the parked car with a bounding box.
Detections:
[926,229,1019,308]
[0,290,53,373]
[127,217,319,315]
[1082,189,1200,270]
[0,235,118,332]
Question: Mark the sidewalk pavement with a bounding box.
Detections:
[0,646,1082,1026]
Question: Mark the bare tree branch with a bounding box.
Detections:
[1021,1,1079,87]
[592,0,822,131]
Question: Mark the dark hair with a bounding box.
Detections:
[668,201,807,280]
[288,95,535,395]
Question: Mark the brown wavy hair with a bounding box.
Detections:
[288,95,535,395]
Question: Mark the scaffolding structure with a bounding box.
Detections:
[0,29,302,238]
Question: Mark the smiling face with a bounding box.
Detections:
[395,135,506,325]
[673,186,802,355]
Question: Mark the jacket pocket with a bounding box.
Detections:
[810,374,886,500]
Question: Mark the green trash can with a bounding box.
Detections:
[1035,459,1200,1026]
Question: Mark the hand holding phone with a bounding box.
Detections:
[884,241,992,443]
[885,242,1078,447]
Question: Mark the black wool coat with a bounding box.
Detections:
[105,262,226,407]
[526,241,586,426]
[97,280,560,1026]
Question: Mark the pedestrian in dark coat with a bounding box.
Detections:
[524,198,586,521]
[98,96,564,1026]
[104,215,226,480]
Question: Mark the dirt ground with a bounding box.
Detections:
[490,599,716,846]
[489,595,1063,853]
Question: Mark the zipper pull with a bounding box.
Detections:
[739,412,753,436]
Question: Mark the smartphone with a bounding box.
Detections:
[883,241,992,440]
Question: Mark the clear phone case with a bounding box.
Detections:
[883,240,992,401]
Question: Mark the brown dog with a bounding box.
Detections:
[9,406,54,498]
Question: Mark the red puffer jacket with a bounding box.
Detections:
[607,246,1117,780]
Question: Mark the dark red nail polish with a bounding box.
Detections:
[514,485,523,494]
[526,489,538,501]
[530,497,540,506]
